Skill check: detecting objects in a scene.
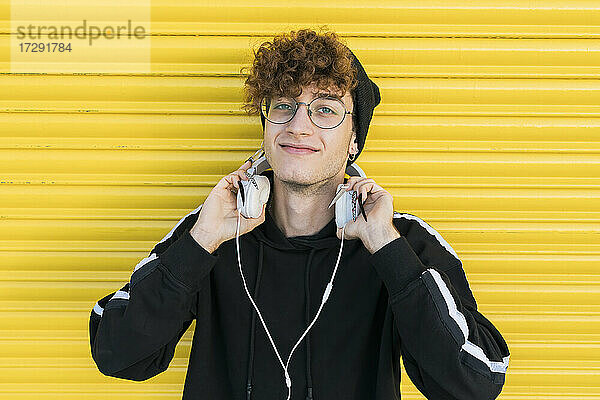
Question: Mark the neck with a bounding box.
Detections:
[270,169,346,237]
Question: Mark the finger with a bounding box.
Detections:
[344,176,363,191]
[363,184,373,202]
[368,182,388,198]
[367,183,393,203]
[345,177,360,191]
[231,174,241,189]
[215,173,236,191]
[358,181,384,204]
[357,180,384,195]
[223,173,241,191]
[355,182,372,202]
[347,177,375,192]
[240,159,253,171]
[351,179,375,197]
[232,169,249,181]
[225,162,251,186]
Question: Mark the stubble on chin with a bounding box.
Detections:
[274,157,347,197]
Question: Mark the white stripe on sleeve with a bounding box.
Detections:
[425,268,509,374]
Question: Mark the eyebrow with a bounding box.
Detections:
[274,91,347,104]
[311,91,343,101]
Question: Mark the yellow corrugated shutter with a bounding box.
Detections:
[1,1,598,399]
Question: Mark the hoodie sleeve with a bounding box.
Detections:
[89,204,220,381]
[369,213,510,400]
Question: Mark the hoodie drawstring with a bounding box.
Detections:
[304,249,316,400]
[246,243,317,400]
[246,242,264,400]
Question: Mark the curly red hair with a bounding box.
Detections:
[241,27,358,120]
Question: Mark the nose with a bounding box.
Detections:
[286,102,314,136]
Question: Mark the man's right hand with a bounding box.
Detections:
[189,159,268,253]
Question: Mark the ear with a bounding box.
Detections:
[348,132,358,155]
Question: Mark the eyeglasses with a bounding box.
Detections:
[260,95,353,129]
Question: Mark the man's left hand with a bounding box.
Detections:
[335,176,401,254]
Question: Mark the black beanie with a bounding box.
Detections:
[345,47,381,167]
[258,47,381,168]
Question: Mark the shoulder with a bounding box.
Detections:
[392,211,462,269]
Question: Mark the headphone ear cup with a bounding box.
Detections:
[238,175,269,218]
[257,176,271,204]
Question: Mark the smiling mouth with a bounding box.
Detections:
[279,144,318,152]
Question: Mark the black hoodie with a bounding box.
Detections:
[90,170,510,399]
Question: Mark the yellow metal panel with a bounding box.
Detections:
[0,0,599,399]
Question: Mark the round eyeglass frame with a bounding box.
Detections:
[260,96,353,129]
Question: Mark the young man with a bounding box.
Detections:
[89,29,510,399]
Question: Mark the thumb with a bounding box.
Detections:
[250,202,268,226]
[261,202,267,219]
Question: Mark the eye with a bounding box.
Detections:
[273,101,294,110]
[317,106,336,115]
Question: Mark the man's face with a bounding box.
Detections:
[263,82,358,190]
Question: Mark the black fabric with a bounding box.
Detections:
[259,48,381,168]
[244,172,349,399]
[89,169,510,399]
[345,48,381,167]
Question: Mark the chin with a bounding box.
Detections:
[266,147,341,186]
[274,164,315,185]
